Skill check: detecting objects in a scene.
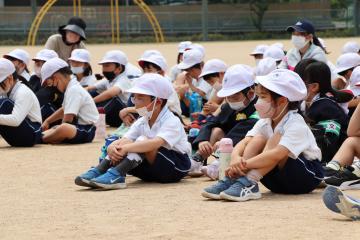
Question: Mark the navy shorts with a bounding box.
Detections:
[0,98,42,147]
[64,124,96,144]
[129,147,191,183]
[261,155,324,194]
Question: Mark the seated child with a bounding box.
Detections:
[29,49,58,92]
[75,73,191,190]
[323,103,360,190]
[198,59,227,116]
[41,58,99,144]
[295,59,350,164]
[0,58,42,147]
[202,69,323,202]
[189,65,259,178]
[68,49,97,87]
[87,50,131,127]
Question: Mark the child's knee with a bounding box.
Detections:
[211,127,224,137]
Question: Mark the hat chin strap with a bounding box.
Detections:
[272,102,289,122]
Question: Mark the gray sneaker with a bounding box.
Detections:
[220,177,261,202]
[322,185,360,220]
[201,177,235,200]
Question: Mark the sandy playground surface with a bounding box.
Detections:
[1,38,360,239]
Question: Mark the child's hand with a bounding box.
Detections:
[203,102,218,113]
[107,142,124,163]
[198,141,213,157]
[41,120,50,131]
[123,115,136,126]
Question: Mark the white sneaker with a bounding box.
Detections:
[201,159,219,180]
[188,159,204,177]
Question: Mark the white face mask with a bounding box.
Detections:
[228,100,246,111]
[135,98,157,120]
[213,82,222,91]
[291,35,309,50]
[34,65,41,77]
[255,59,261,67]
[71,66,84,75]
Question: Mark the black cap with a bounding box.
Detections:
[286,19,315,35]
[58,17,87,40]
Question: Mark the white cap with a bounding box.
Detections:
[263,46,285,61]
[189,43,205,58]
[250,44,269,56]
[199,59,227,78]
[32,49,58,62]
[255,57,277,76]
[342,41,360,54]
[217,64,255,98]
[178,41,192,53]
[0,58,16,83]
[350,66,360,96]
[68,49,91,63]
[138,50,167,71]
[41,57,68,83]
[178,49,204,70]
[98,50,128,65]
[4,49,30,66]
[127,73,173,99]
[271,42,284,50]
[335,53,360,74]
[256,69,307,102]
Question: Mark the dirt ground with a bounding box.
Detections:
[1,38,360,240]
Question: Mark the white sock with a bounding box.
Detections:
[246,170,263,183]
[326,160,341,171]
[351,161,360,177]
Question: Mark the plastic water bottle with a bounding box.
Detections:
[218,138,233,180]
[188,127,200,143]
[189,92,203,121]
[95,107,106,140]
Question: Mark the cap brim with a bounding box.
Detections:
[68,57,87,63]
[335,66,352,74]
[62,25,86,40]
[199,70,217,79]
[217,87,246,98]
[32,57,47,61]
[286,25,306,33]
[177,62,193,70]
[98,59,115,65]
[126,86,154,97]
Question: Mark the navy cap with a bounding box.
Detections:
[286,20,315,34]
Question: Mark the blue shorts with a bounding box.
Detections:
[261,155,324,194]
[64,124,96,144]
[129,147,191,183]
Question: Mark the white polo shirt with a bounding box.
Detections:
[94,72,131,103]
[278,44,327,70]
[246,110,321,161]
[124,106,191,155]
[78,75,97,87]
[0,81,42,126]
[63,79,99,125]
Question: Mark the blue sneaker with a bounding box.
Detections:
[201,177,235,200]
[75,168,102,187]
[220,177,261,202]
[322,185,360,220]
[90,168,126,190]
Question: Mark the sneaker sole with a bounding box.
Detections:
[74,177,96,188]
[90,181,127,190]
[219,191,262,202]
[201,191,221,200]
[322,185,360,220]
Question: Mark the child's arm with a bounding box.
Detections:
[122,137,165,154]
[93,86,121,103]
[243,145,289,169]
[230,136,252,163]
[348,103,360,137]
[42,107,64,130]
[63,114,76,124]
